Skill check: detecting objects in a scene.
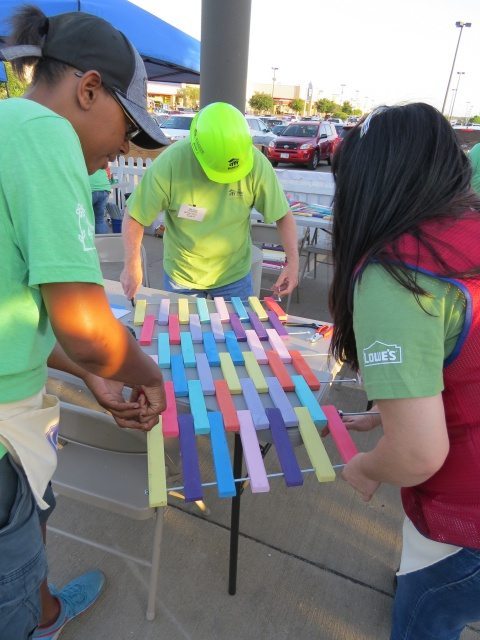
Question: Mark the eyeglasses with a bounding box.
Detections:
[74,71,140,142]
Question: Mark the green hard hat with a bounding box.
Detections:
[190,102,254,183]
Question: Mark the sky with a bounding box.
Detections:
[131,0,480,117]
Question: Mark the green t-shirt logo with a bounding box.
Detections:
[76,203,95,252]
[363,341,403,367]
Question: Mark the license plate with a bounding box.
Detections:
[280,153,290,159]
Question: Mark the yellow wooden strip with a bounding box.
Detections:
[248,296,268,320]
[147,418,168,507]
[219,352,242,395]
[133,299,147,325]
[295,407,335,482]
[178,298,190,324]
[243,351,268,393]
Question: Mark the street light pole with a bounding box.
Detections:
[340,83,346,103]
[449,71,465,120]
[441,21,471,114]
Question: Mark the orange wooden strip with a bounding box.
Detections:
[168,314,181,345]
[263,296,287,321]
[214,380,240,433]
[289,350,321,390]
[266,350,295,392]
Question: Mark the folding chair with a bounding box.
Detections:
[297,227,333,288]
[94,233,150,287]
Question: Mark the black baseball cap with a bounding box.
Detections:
[0,11,169,149]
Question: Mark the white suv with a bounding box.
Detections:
[246,116,277,152]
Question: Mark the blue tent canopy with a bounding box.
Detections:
[0,61,6,83]
[0,0,200,83]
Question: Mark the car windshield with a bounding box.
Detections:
[160,116,193,130]
[282,124,319,138]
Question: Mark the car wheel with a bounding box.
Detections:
[271,161,278,167]
[308,151,319,170]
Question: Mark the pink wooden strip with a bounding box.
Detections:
[162,381,179,437]
[168,314,181,345]
[139,315,155,346]
[214,297,230,323]
[266,310,288,338]
[266,328,292,363]
[158,299,170,325]
[322,405,359,463]
[245,329,268,364]
[210,312,225,342]
[237,410,270,493]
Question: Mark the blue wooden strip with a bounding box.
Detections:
[157,333,171,369]
[208,412,236,498]
[224,331,244,365]
[266,376,299,427]
[240,378,269,430]
[266,408,303,487]
[195,352,216,395]
[180,331,196,367]
[196,297,210,324]
[247,310,269,341]
[189,313,203,343]
[178,414,203,502]
[291,375,328,427]
[171,354,189,397]
[231,296,248,321]
[188,379,210,434]
[202,331,220,366]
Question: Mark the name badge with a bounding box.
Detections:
[178,204,207,222]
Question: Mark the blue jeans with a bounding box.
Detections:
[0,456,48,640]
[162,272,253,300]
[391,547,480,639]
[92,190,110,234]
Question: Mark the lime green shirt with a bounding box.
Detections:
[0,98,103,403]
[354,264,466,400]
[469,143,480,195]
[89,169,111,192]
[127,139,289,288]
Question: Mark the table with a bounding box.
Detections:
[48,280,344,616]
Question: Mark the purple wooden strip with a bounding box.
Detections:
[214,297,230,323]
[266,328,292,363]
[158,299,170,325]
[210,312,225,342]
[265,408,303,487]
[266,376,299,427]
[178,414,203,502]
[237,410,270,493]
[240,378,269,430]
[189,313,203,343]
[267,310,289,338]
[229,313,247,342]
[245,330,268,364]
[195,352,216,395]
[247,310,268,341]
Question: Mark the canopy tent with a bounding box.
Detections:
[0,0,200,83]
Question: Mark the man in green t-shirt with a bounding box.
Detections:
[0,8,169,640]
[469,143,480,195]
[121,102,299,300]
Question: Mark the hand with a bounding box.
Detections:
[83,373,153,430]
[341,453,380,502]
[129,381,167,431]
[120,260,143,299]
[342,412,381,432]
[272,263,298,298]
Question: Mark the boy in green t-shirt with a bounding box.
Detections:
[0,7,169,639]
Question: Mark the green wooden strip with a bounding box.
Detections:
[295,407,335,483]
[147,419,168,507]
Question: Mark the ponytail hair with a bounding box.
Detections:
[8,4,70,84]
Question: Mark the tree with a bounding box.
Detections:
[176,85,200,109]
[472,115,480,124]
[249,92,274,114]
[341,101,353,115]
[0,62,28,99]
[289,98,305,114]
[314,98,336,115]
